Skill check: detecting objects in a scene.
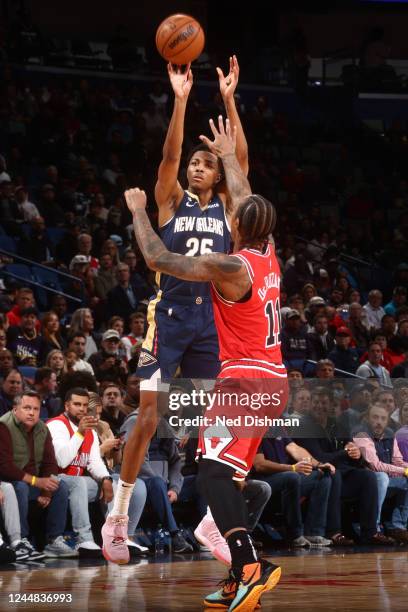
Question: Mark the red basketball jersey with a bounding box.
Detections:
[210,244,283,364]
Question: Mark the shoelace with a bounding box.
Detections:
[109,516,128,526]
[218,571,241,595]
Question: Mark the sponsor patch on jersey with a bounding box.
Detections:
[137,350,158,368]
[207,202,220,209]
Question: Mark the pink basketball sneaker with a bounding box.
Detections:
[102,514,130,564]
[194,515,231,566]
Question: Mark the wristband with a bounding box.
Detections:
[404,467,408,477]
[31,475,37,487]
[291,464,296,472]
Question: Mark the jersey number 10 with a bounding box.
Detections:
[265,298,281,347]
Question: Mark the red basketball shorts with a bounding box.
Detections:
[197,359,288,480]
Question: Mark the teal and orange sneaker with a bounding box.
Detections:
[203,572,261,609]
[228,560,281,611]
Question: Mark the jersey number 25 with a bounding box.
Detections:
[185,238,214,256]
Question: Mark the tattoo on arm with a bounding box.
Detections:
[222,153,251,211]
[132,208,243,282]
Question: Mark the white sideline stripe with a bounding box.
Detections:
[220,364,288,377]
[222,359,285,368]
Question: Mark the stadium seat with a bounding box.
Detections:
[18,366,37,380]
[0,236,17,253]
[3,263,33,282]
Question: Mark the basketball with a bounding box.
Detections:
[155,14,205,65]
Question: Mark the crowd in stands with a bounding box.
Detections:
[1,50,408,563]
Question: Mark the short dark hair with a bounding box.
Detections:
[68,331,86,343]
[34,367,54,385]
[186,143,214,167]
[64,387,89,402]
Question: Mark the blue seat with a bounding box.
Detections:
[46,227,66,246]
[4,263,33,282]
[32,265,63,310]
[18,366,37,380]
[0,236,17,253]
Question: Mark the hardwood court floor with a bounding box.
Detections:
[0,549,407,612]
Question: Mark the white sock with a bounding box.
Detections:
[0,535,3,546]
[11,539,21,548]
[110,479,135,516]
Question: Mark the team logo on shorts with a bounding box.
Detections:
[137,351,157,368]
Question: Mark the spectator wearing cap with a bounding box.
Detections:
[356,342,392,387]
[363,290,386,332]
[107,263,139,321]
[314,268,331,300]
[385,287,407,317]
[281,309,308,370]
[328,327,360,375]
[304,296,327,332]
[37,184,64,227]
[67,256,94,306]
[88,330,127,384]
[306,314,335,361]
[7,307,45,367]
[14,186,40,221]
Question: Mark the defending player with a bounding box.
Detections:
[114,123,287,609]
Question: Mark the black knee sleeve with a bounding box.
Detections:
[197,459,248,536]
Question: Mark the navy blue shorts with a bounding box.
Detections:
[136,293,220,390]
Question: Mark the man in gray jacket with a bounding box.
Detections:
[120,412,193,553]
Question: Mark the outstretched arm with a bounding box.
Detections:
[200,116,251,213]
[218,55,248,176]
[125,188,246,288]
[155,63,193,225]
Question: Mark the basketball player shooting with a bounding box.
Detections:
[116,119,287,612]
[102,58,250,559]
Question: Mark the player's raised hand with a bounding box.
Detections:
[217,55,240,100]
[124,188,147,215]
[167,62,193,101]
[199,115,237,159]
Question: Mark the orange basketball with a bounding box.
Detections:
[155,14,205,65]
